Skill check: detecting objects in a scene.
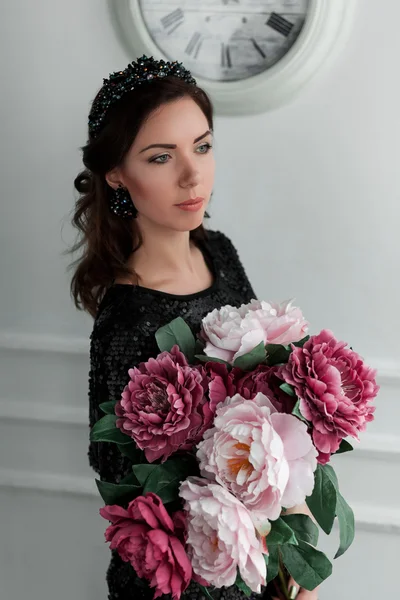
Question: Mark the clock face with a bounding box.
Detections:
[138,0,311,82]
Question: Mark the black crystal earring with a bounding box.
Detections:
[109,184,138,219]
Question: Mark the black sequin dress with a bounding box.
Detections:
[88,229,270,600]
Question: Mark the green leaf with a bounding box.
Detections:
[292,399,309,425]
[324,463,339,488]
[281,514,319,547]
[334,491,355,559]
[334,439,354,455]
[95,479,141,506]
[198,584,216,600]
[279,383,296,397]
[99,401,117,415]
[117,442,146,464]
[194,337,205,354]
[267,517,298,547]
[232,341,267,371]
[119,470,141,486]
[155,317,196,361]
[90,414,132,445]
[265,546,279,584]
[308,463,354,557]
[281,541,332,591]
[91,413,116,432]
[141,456,198,505]
[306,464,337,535]
[235,571,252,597]
[194,354,232,366]
[132,464,158,487]
[292,336,310,348]
[265,343,292,367]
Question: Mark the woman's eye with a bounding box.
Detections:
[151,153,170,164]
[197,143,212,153]
[150,143,212,164]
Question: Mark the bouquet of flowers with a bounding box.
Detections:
[90,299,379,600]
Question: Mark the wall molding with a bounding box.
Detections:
[1,397,399,460]
[0,467,97,497]
[0,399,87,426]
[347,433,400,462]
[0,466,398,535]
[351,504,400,535]
[0,331,399,384]
[0,331,89,355]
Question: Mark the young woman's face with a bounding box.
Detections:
[114,96,215,230]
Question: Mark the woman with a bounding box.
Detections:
[68,55,316,600]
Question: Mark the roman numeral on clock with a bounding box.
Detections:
[221,43,232,68]
[161,8,184,35]
[185,32,203,59]
[251,38,266,59]
[266,12,294,37]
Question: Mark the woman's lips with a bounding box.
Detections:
[175,199,204,211]
[176,197,204,206]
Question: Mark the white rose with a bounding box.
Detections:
[201,304,266,364]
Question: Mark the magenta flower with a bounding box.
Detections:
[202,361,238,413]
[281,329,379,463]
[115,345,212,463]
[100,493,192,600]
[231,364,296,415]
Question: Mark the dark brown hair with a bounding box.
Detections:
[65,76,214,319]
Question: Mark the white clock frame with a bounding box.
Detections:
[109,0,357,115]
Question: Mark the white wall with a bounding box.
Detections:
[0,1,399,599]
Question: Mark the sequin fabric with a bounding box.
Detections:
[88,229,270,600]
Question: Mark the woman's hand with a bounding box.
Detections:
[294,589,318,599]
[271,503,320,599]
[287,577,319,599]
[271,576,319,599]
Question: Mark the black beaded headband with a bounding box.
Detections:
[88,54,197,139]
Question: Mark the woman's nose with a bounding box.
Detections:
[179,160,201,188]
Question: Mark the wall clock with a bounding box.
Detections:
[109,0,356,115]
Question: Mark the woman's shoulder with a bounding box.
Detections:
[205,227,241,250]
[204,228,245,263]
[90,285,143,345]
[204,227,233,247]
[206,227,257,301]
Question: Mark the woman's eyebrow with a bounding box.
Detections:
[139,130,213,153]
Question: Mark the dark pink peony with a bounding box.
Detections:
[231,364,296,415]
[100,493,192,600]
[281,329,379,463]
[115,344,212,463]
[201,361,238,413]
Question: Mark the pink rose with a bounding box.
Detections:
[199,299,309,366]
[244,298,309,345]
[281,329,379,463]
[231,364,296,415]
[99,493,192,600]
[200,304,266,364]
[179,477,267,593]
[115,345,211,463]
[196,392,317,526]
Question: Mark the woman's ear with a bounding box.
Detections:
[105,167,123,191]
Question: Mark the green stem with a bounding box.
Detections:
[277,555,290,600]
